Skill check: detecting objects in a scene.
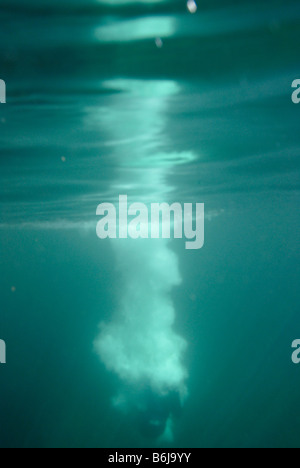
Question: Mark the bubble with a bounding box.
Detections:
[155,38,163,49]
[187,0,197,14]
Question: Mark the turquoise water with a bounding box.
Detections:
[1,0,300,448]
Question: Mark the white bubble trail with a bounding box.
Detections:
[88,79,196,437]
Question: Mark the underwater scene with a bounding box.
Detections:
[0,0,300,448]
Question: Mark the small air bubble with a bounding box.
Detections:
[155,38,163,49]
[187,0,197,14]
